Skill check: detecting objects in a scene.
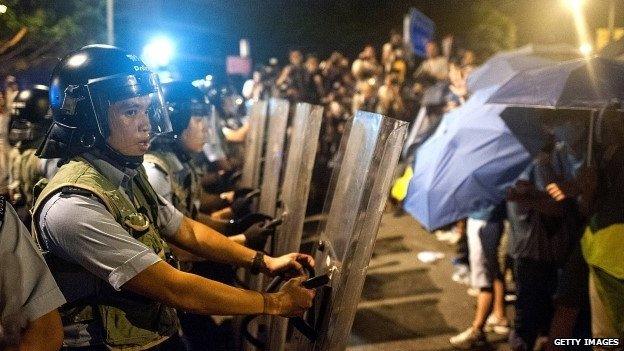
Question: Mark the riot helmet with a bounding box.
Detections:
[37,44,171,166]
[8,85,52,148]
[159,81,222,155]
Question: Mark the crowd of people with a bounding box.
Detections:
[242,31,476,212]
[0,27,622,351]
[240,30,624,351]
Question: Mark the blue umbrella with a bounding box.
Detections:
[467,45,556,93]
[487,57,624,109]
[404,87,535,230]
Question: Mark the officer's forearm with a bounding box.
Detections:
[124,261,265,315]
[171,216,256,269]
[13,310,64,351]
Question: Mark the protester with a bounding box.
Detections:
[450,202,509,349]
[547,105,624,341]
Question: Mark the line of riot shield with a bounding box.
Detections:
[257,98,290,216]
[266,102,324,351]
[241,100,268,189]
[242,98,290,351]
[289,111,408,351]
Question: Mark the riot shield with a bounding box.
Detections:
[291,111,408,351]
[257,98,290,216]
[242,98,290,351]
[202,105,227,162]
[266,103,324,351]
[241,100,268,189]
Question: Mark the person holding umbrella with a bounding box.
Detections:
[546,104,624,341]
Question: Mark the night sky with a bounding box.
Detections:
[112,0,620,81]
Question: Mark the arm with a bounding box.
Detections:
[168,216,313,276]
[124,261,313,317]
[1,201,66,351]
[6,310,64,351]
[40,195,314,318]
[168,216,256,268]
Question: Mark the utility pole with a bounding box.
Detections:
[107,0,114,45]
[607,0,615,43]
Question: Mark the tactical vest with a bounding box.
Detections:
[7,148,42,208]
[144,152,200,219]
[32,158,179,350]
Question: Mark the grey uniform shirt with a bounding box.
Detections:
[0,199,66,346]
[143,157,177,203]
[35,155,183,346]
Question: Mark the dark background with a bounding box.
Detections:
[10,0,622,85]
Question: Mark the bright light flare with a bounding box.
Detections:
[579,43,592,56]
[563,0,592,58]
[142,36,175,68]
[563,0,584,10]
[0,4,7,14]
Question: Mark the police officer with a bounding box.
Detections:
[0,196,65,351]
[143,81,271,251]
[32,45,314,350]
[6,85,58,225]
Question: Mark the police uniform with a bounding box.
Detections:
[31,45,185,350]
[6,85,58,225]
[7,146,59,221]
[33,153,183,349]
[0,196,66,348]
[144,150,200,219]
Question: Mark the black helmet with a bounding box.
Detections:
[158,80,226,161]
[161,81,209,137]
[9,85,51,148]
[37,44,171,161]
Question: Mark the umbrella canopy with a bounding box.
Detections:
[487,57,624,110]
[467,45,556,93]
[404,87,536,231]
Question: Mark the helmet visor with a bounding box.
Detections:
[8,120,35,146]
[202,106,226,161]
[89,72,172,141]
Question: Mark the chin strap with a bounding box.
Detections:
[94,144,144,170]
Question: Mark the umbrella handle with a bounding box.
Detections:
[587,110,596,167]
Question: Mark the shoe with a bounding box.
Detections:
[484,315,510,335]
[435,230,461,245]
[467,287,479,297]
[449,327,487,349]
[504,292,517,303]
[451,264,471,285]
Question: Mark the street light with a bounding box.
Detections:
[563,0,592,56]
[0,4,8,14]
[141,36,175,68]
[563,0,584,10]
[579,42,592,56]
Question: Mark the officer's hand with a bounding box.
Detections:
[243,221,275,251]
[231,189,260,217]
[265,276,315,317]
[263,253,315,278]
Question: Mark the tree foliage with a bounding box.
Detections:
[0,0,105,74]
[464,1,517,62]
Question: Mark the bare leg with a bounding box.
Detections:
[473,289,493,330]
[492,278,507,321]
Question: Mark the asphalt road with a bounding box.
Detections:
[346,209,512,351]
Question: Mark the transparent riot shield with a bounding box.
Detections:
[290,111,408,351]
[266,103,324,351]
[242,98,290,351]
[257,98,290,216]
[241,100,268,189]
[202,105,227,162]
